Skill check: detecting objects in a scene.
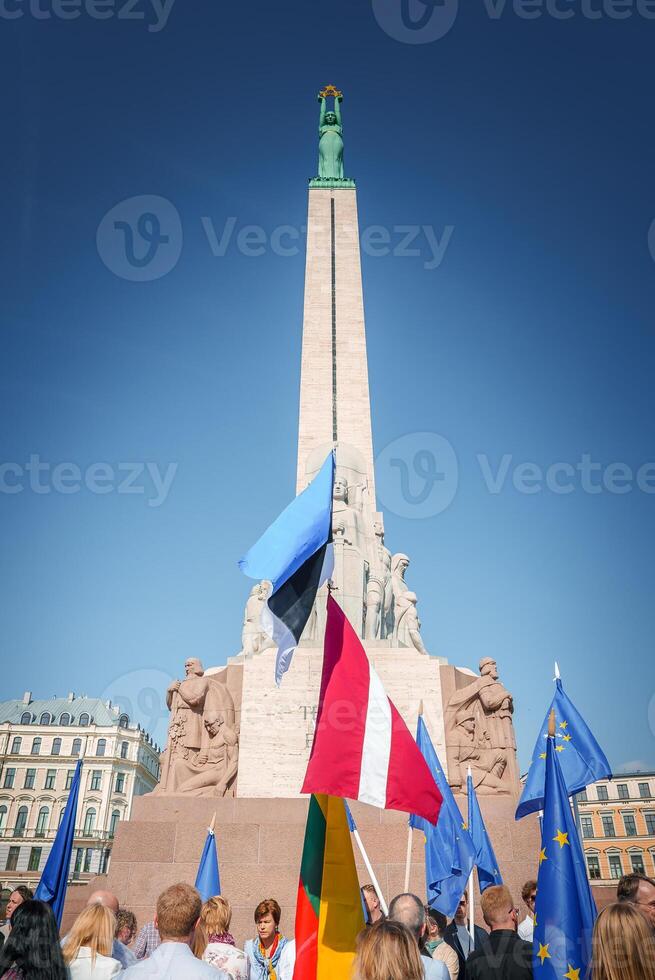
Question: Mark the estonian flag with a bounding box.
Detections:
[239,451,334,684]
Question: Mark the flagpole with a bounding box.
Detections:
[467,765,475,951]
[351,823,389,916]
[553,664,584,845]
[404,699,425,893]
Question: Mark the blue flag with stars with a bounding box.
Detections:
[467,771,502,891]
[516,678,611,820]
[410,715,476,917]
[533,734,596,980]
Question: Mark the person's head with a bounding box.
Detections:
[480,885,518,932]
[388,893,425,941]
[479,658,498,680]
[201,896,232,937]
[185,658,204,677]
[333,476,348,501]
[254,899,281,945]
[362,885,382,923]
[204,712,224,738]
[155,883,202,944]
[592,902,655,980]
[353,919,423,980]
[425,907,447,939]
[617,873,655,930]
[521,879,537,917]
[0,900,67,980]
[324,111,337,125]
[455,891,469,925]
[87,889,119,914]
[5,885,34,922]
[62,903,116,965]
[115,908,137,946]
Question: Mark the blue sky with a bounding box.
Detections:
[2,0,654,772]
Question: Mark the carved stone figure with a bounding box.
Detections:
[393,591,429,656]
[155,659,239,797]
[390,553,414,646]
[365,521,393,640]
[318,88,344,179]
[444,658,516,795]
[241,581,274,657]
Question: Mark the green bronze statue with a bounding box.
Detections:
[317,85,344,180]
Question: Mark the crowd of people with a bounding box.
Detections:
[0,871,653,979]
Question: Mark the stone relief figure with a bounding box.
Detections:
[317,88,344,179]
[444,657,516,795]
[365,521,393,640]
[155,659,239,797]
[390,553,413,645]
[393,591,429,656]
[332,473,366,550]
[241,581,274,657]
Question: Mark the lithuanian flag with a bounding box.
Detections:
[293,794,365,980]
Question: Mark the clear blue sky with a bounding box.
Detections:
[2,0,654,772]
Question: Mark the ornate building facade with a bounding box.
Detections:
[0,692,160,899]
[576,771,655,884]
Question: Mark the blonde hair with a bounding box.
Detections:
[193,897,233,958]
[592,902,655,980]
[353,920,423,980]
[156,882,202,940]
[62,904,115,965]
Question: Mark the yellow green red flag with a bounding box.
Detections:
[293,794,365,980]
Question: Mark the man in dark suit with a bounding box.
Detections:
[466,885,533,980]
[443,891,489,980]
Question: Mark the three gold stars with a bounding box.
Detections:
[553,829,569,848]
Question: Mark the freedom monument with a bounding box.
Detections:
[79,87,539,941]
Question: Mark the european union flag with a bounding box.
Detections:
[195,823,221,902]
[533,732,596,980]
[516,677,611,820]
[410,716,475,917]
[467,770,502,892]
[34,758,82,927]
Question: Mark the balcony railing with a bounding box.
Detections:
[0,827,114,841]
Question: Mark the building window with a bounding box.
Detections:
[36,806,49,837]
[645,813,655,835]
[24,768,36,790]
[581,816,594,838]
[638,782,651,799]
[6,847,20,871]
[608,853,623,879]
[59,713,71,726]
[96,739,106,757]
[28,847,42,872]
[630,853,645,874]
[52,737,62,756]
[72,738,82,756]
[109,810,121,837]
[45,769,56,790]
[623,814,637,837]
[101,850,110,874]
[602,815,616,837]
[0,805,7,831]
[14,806,28,838]
[20,711,31,724]
[57,808,65,828]
[10,736,22,754]
[586,854,601,879]
[120,741,129,760]
[115,773,126,794]
[597,785,609,801]
[119,714,129,728]
[31,737,42,755]
[576,788,588,803]
[617,784,629,800]
[39,712,51,725]
[83,848,93,872]
[74,848,83,873]
[3,768,16,789]
[78,713,90,726]
[83,808,96,836]
[65,770,74,790]
[90,770,102,791]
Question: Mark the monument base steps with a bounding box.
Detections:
[65,794,548,945]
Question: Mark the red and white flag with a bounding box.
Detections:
[302,594,442,825]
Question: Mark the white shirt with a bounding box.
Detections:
[68,946,122,980]
[422,953,450,980]
[517,915,534,942]
[119,941,230,979]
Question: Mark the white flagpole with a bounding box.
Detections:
[351,824,389,916]
[403,824,413,893]
[467,766,475,951]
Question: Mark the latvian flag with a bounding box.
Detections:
[238,452,334,685]
[302,594,443,825]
